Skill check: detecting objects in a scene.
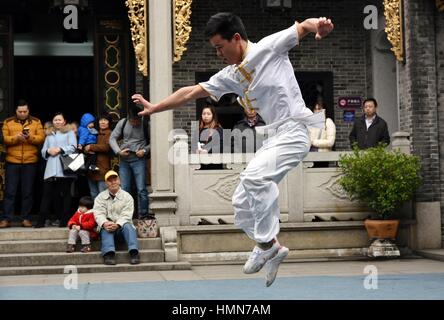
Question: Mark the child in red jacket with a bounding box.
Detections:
[66,196,97,253]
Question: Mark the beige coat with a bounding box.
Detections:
[93,188,134,230]
[309,118,336,152]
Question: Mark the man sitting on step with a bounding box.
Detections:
[93,170,140,265]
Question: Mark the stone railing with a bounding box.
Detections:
[172,132,412,226]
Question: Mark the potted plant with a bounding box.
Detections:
[338,144,421,257]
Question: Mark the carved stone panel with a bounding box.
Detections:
[189,169,289,215]
[207,173,240,202]
[303,168,367,213]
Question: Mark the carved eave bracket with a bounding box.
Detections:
[173,0,193,63]
[384,0,404,62]
[125,0,148,76]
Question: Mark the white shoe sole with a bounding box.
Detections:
[265,246,289,287]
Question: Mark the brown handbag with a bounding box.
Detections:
[136,218,159,238]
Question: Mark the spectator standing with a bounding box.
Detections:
[349,98,390,149]
[84,114,112,198]
[309,102,336,152]
[232,108,265,153]
[0,100,44,228]
[34,112,77,228]
[109,106,151,220]
[197,105,223,154]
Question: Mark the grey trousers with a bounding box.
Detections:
[68,229,91,245]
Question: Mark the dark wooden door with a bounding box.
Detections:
[0,16,13,122]
[14,56,94,124]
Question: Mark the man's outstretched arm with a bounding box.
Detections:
[297,17,334,40]
[132,84,210,117]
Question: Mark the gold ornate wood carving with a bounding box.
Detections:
[125,0,148,76]
[384,0,404,62]
[173,0,193,63]
[437,0,444,12]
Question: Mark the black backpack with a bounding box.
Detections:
[119,117,150,143]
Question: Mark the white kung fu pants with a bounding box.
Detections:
[232,120,310,243]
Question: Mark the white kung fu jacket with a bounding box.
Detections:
[199,22,325,133]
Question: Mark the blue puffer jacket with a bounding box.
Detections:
[78,113,98,146]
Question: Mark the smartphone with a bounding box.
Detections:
[22,128,30,135]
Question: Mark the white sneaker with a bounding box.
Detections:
[243,242,279,274]
[265,246,289,287]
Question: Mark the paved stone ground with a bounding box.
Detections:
[1,259,444,300]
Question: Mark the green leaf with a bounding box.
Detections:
[338,145,421,218]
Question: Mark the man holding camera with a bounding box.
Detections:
[0,100,45,228]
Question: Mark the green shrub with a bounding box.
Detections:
[338,145,421,219]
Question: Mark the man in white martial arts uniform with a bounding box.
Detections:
[132,12,333,286]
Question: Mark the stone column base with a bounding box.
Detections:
[415,202,442,249]
[160,226,178,262]
[150,192,179,226]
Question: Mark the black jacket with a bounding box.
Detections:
[232,116,266,153]
[349,114,390,149]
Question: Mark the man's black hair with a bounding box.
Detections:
[363,98,378,107]
[79,196,94,210]
[204,12,248,41]
[16,99,28,109]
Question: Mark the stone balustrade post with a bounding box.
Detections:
[391,131,411,154]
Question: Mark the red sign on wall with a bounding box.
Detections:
[338,97,362,109]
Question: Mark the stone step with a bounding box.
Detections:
[181,248,368,265]
[0,249,164,267]
[175,221,416,264]
[0,227,160,241]
[414,249,444,262]
[0,227,86,241]
[181,247,417,265]
[0,238,162,254]
[0,261,192,276]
